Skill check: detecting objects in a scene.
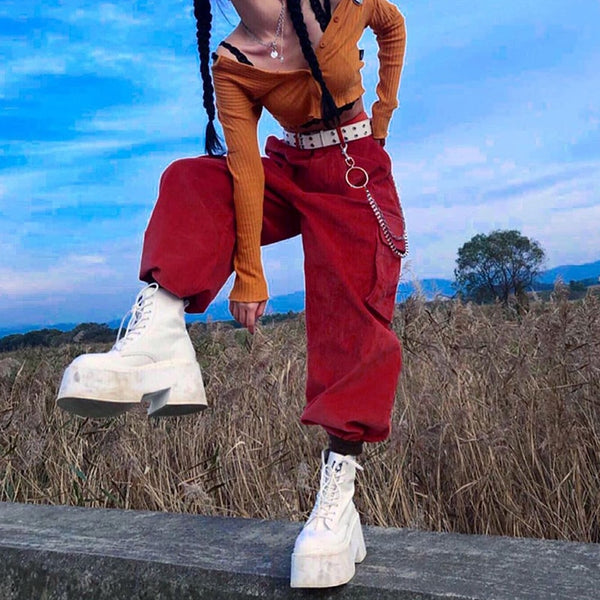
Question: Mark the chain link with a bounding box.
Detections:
[339,143,409,258]
[241,0,286,61]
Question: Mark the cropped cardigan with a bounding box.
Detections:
[211,0,407,302]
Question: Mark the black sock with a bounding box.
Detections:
[328,434,363,457]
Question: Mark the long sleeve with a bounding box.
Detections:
[212,68,269,302]
[367,0,407,139]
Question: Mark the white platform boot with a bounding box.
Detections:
[57,283,207,418]
[290,450,367,588]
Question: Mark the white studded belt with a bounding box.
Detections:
[282,118,372,149]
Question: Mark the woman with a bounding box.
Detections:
[57,0,407,588]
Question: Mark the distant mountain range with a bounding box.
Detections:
[1,260,598,337]
[536,260,600,284]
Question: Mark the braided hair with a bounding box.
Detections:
[193,0,339,151]
[287,0,340,127]
[308,0,331,31]
[193,0,225,156]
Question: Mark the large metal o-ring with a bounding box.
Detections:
[345,166,370,189]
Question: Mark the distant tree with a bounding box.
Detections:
[0,323,118,353]
[0,334,24,353]
[568,280,587,292]
[68,323,117,343]
[0,329,63,352]
[454,230,545,305]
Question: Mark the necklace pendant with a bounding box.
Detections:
[270,49,279,59]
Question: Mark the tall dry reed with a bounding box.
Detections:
[1,287,599,542]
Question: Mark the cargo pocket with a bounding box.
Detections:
[364,210,404,324]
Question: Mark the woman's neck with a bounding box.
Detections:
[229,0,283,36]
[223,0,343,72]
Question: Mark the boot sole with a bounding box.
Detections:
[57,359,207,418]
[290,513,366,588]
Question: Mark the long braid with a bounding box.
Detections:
[324,0,331,22]
[309,0,329,31]
[193,0,225,156]
[287,0,339,127]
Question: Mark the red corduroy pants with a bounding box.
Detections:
[139,130,405,443]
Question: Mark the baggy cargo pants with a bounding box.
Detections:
[139,126,406,443]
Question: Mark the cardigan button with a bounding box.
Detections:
[333,16,340,22]
[319,41,326,49]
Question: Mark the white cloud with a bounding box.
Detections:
[398,156,600,277]
[48,3,150,27]
[262,237,305,296]
[87,48,145,69]
[435,145,487,168]
[0,254,112,296]
[8,56,68,77]
[71,254,106,266]
[1,0,599,328]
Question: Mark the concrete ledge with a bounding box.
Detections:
[0,501,598,599]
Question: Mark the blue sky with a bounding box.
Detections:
[1,0,599,327]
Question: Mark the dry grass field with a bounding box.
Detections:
[1,285,599,542]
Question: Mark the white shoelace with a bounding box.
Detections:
[112,283,159,352]
[308,454,363,524]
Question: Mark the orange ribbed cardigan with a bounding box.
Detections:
[211,0,407,302]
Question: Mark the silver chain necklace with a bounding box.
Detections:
[241,0,286,62]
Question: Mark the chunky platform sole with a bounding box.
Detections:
[290,513,367,588]
[56,359,207,418]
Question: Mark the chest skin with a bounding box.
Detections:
[218,0,346,73]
